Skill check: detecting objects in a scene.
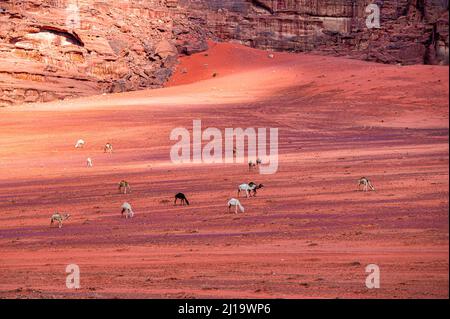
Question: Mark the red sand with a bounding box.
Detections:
[0,42,448,299]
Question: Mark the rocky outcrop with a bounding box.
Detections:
[0,0,207,106]
[0,0,448,106]
[178,0,449,65]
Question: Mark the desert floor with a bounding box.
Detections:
[0,42,448,298]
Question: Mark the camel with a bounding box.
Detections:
[228,198,244,214]
[50,213,70,228]
[358,177,376,192]
[174,193,190,206]
[237,182,264,198]
[118,180,131,194]
[75,139,85,148]
[104,143,113,153]
[121,202,134,218]
[86,157,93,167]
[248,158,263,170]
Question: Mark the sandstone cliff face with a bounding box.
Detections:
[179,0,449,65]
[0,0,448,106]
[0,0,207,106]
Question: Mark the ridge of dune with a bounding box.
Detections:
[8,42,449,127]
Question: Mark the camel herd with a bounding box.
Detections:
[50,139,376,228]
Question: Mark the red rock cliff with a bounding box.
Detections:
[0,0,207,106]
[178,0,449,65]
[0,0,448,106]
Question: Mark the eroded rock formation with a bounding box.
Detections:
[0,0,448,106]
[179,0,449,65]
[0,0,207,106]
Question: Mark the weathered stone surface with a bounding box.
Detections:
[178,0,449,65]
[0,0,448,106]
[0,0,208,106]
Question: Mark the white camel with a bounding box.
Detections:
[238,183,253,198]
[50,213,70,228]
[75,139,85,148]
[358,177,376,192]
[237,182,264,198]
[227,198,244,214]
[121,202,134,219]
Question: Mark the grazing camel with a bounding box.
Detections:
[50,213,70,228]
[86,157,93,167]
[358,177,375,192]
[118,180,131,194]
[248,158,263,170]
[75,139,85,148]
[174,193,190,206]
[237,182,264,198]
[104,143,113,153]
[121,202,134,218]
[228,198,244,214]
[248,182,264,196]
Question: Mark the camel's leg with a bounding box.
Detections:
[246,190,249,198]
[228,205,231,214]
[59,221,62,228]
[174,198,177,206]
[235,205,238,214]
[50,219,54,227]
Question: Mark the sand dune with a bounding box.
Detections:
[0,42,448,298]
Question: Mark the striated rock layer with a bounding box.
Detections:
[179,0,449,65]
[0,0,448,106]
[0,0,207,106]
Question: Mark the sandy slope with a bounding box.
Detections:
[0,42,448,299]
